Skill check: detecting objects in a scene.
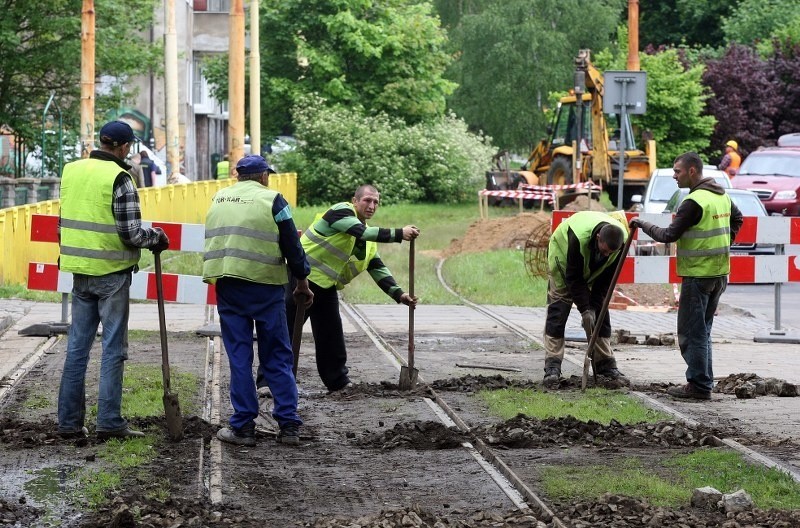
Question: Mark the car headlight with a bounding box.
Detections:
[775,190,797,200]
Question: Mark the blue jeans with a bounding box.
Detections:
[58,273,131,434]
[677,276,726,393]
[216,278,301,431]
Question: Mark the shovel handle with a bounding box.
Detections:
[408,238,415,370]
[154,252,172,393]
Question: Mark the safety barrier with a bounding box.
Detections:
[27,214,216,304]
[479,181,602,219]
[1,173,297,287]
[552,210,800,342]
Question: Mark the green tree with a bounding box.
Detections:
[205,0,455,139]
[638,0,739,49]
[0,0,161,143]
[441,0,623,153]
[723,0,800,46]
[280,96,494,205]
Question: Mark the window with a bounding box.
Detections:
[193,0,229,12]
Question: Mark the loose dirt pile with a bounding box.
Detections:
[443,212,550,257]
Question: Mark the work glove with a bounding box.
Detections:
[581,309,596,339]
[151,228,170,253]
[629,218,643,230]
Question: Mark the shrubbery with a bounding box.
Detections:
[277,97,495,205]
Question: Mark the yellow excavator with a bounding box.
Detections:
[521,49,656,208]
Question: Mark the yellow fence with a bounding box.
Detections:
[0,173,297,286]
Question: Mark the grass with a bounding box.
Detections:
[478,387,670,424]
[541,449,800,510]
[119,363,199,418]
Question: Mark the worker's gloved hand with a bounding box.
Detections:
[400,293,418,308]
[402,225,420,241]
[581,309,596,339]
[629,218,643,230]
[151,228,170,253]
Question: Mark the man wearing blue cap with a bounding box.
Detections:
[57,120,170,441]
[203,154,314,447]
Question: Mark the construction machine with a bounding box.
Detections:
[521,49,656,208]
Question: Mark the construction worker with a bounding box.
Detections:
[542,210,629,388]
[258,184,419,393]
[719,140,741,177]
[203,154,313,446]
[630,152,742,400]
[57,120,169,440]
[216,154,230,180]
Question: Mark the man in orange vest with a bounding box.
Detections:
[719,140,741,177]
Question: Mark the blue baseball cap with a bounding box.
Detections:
[236,154,275,175]
[98,121,138,147]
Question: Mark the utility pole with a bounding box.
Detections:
[80,0,95,158]
[249,0,261,157]
[164,0,180,179]
[627,0,640,71]
[229,0,246,166]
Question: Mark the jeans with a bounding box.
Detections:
[216,278,301,430]
[58,272,131,434]
[677,276,726,393]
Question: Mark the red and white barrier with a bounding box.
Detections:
[27,214,217,305]
[552,210,800,284]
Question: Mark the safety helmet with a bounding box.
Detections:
[726,140,738,150]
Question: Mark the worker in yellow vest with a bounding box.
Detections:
[57,120,169,440]
[216,155,230,180]
[630,152,743,400]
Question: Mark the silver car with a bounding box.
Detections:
[631,166,731,214]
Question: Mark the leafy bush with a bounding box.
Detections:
[280,96,495,205]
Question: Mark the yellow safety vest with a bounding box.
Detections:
[301,203,378,289]
[676,189,732,277]
[202,180,287,285]
[217,160,230,180]
[59,159,140,276]
[548,211,625,290]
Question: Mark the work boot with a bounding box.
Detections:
[667,383,711,401]
[277,424,300,446]
[96,427,146,440]
[542,367,561,388]
[594,347,630,387]
[217,423,256,447]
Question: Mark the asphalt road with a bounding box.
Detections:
[724,282,800,329]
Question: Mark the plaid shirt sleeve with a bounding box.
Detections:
[112,173,162,249]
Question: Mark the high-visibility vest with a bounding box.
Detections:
[548,211,625,290]
[727,151,741,176]
[202,180,287,285]
[301,203,378,289]
[216,160,230,180]
[676,189,732,277]
[59,159,140,276]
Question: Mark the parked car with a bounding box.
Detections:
[731,135,800,216]
[662,188,775,255]
[631,166,731,214]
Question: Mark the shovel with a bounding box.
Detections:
[399,238,419,390]
[582,229,635,391]
[291,295,306,377]
[154,252,184,441]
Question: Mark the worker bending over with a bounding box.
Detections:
[543,210,628,388]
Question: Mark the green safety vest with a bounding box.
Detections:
[202,180,287,285]
[548,211,625,290]
[59,159,140,276]
[301,203,378,289]
[676,189,732,277]
[216,160,230,180]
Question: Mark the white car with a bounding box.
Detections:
[631,166,731,214]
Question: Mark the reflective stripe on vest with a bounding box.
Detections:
[676,190,732,277]
[202,180,287,285]
[301,204,377,289]
[59,158,140,276]
[547,211,625,290]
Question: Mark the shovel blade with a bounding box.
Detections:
[398,365,419,390]
[163,392,183,441]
